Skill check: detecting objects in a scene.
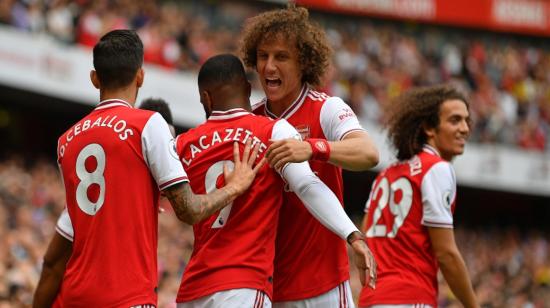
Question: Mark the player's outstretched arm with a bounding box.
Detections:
[164,141,265,225]
[428,227,479,308]
[281,161,376,288]
[266,131,378,171]
[33,233,73,308]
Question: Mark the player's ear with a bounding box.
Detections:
[201,90,213,114]
[136,68,144,88]
[246,80,251,98]
[423,122,435,139]
[90,70,100,89]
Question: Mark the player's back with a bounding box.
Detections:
[55,99,161,307]
[360,147,454,307]
[175,108,283,301]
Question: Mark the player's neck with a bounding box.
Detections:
[99,88,137,107]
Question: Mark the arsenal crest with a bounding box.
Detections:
[295,124,310,140]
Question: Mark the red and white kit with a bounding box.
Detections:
[359,145,457,307]
[254,86,365,302]
[55,99,188,307]
[175,108,358,306]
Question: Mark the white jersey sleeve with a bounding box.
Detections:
[319,97,365,141]
[272,119,359,240]
[421,161,456,228]
[142,112,189,190]
[56,208,74,242]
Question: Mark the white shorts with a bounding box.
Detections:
[177,288,271,308]
[273,280,354,308]
[366,305,434,308]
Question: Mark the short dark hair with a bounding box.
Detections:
[198,54,247,89]
[139,98,173,125]
[387,85,469,160]
[93,29,143,90]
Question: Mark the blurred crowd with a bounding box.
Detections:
[1,158,550,307]
[2,0,550,152]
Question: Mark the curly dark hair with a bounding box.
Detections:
[239,5,332,87]
[387,85,469,161]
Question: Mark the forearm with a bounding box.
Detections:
[327,134,379,171]
[164,182,240,225]
[438,251,478,308]
[33,267,63,307]
[33,233,72,308]
[283,163,358,240]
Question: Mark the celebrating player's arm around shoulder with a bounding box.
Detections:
[241,4,379,306]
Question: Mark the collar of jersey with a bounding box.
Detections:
[423,144,440,156]
[264,84,308,120]
[96,99,132,110]
[208,108,251,121]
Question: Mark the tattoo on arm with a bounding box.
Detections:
[163,182,238,225]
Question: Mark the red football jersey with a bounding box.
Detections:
[54,99,188,307]
[253,86,365,301]
[359,146,457,307]
[175,109,291,302]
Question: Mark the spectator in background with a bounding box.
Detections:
[139,97,176,136]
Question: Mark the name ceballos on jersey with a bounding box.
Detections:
[180,127,267,167]
[59,115,134,158]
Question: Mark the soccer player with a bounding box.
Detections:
[139,97,176,136]
[240,5,380,307]
[174,54,375,307]
[33,30,262,308]
[359,86,479,308]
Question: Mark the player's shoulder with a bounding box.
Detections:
[251,98,267,114]
[306,88,331,103]
[418,147,449,169]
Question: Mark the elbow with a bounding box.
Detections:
[434,247,461,268]
[175,212,199,225]
[367,148,380,168]
[351,148,379,171]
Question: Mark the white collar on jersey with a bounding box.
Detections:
[208,108,251,121]
[423,144,441,156]
[264,85,308,120]
[95,99,133,110]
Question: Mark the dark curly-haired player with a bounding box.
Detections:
[359,85,478,308]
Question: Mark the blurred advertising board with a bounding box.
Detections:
[297,0,550,36]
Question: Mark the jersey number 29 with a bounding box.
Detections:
[366,177,413,238]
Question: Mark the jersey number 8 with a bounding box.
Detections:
[75,143,106,215]
[205,160,235,228]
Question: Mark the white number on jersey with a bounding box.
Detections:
[205,160,234,228]
[366,177,413,238]
[75,143,106,215]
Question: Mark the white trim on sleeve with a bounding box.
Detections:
[421,162,456,228]
[142,113,189,190]
[319,97,365,141]
[56,208,74,242]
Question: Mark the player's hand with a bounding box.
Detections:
[350,235,377,289]
[224,140,266,195]
[266,139,312,170]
